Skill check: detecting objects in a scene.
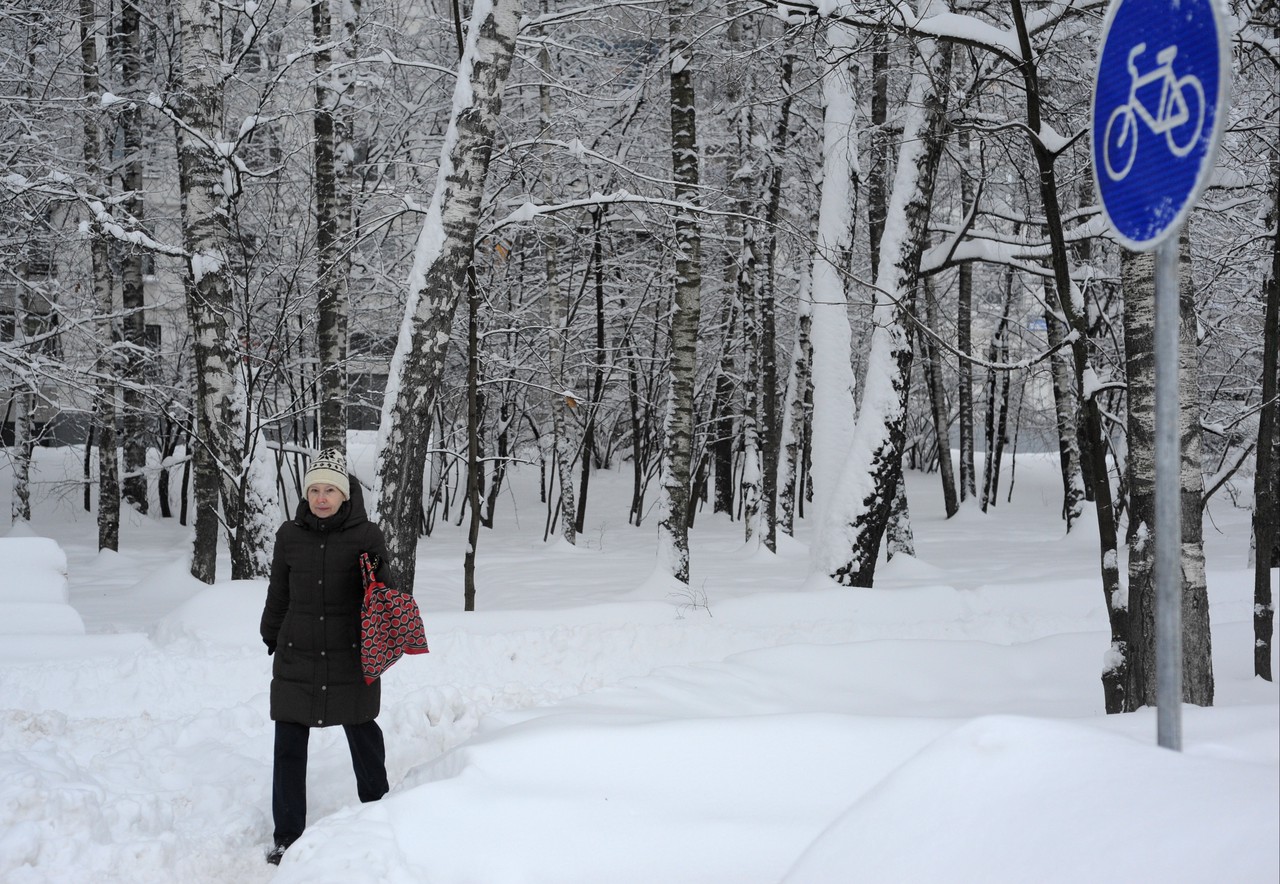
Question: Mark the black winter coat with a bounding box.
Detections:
[260,480,395,727]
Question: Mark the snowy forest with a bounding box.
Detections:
[1,0,1277,725]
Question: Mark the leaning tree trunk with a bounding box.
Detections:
[823,37,952,586]
[373,0,522,592]
[1012,0,1125,712]
[653,0,703,585]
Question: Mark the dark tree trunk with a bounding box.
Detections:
[312,0,350,453]
[1255,141,1280,681]
[119,0,149,514]
[924,275,958,517]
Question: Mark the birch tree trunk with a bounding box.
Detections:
[373,0,521,591]
[313,0,350,453]
[174,0,264,581]
[540,45,576,545]
[1176,231,1213,706]
[822,36,952,586]
[119,0,148,514]
[9,283,33,524]
[80,0,119,550]
[1123,231,1215,707]
[778,277,811,537]
[1042,278,1087,527]
[653,0,703,584]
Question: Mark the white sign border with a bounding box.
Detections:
[1090,0,1233,253]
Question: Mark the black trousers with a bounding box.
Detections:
[272,719,389,845]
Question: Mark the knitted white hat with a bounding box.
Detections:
[304,448,350,499]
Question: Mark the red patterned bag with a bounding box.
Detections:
[359,552,429,684]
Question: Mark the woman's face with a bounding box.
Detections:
[306,483,346,518]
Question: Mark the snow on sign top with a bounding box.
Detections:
[1090,0,1230,251]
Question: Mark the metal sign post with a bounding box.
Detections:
[1152,237,1183,749]
[1092,0,1230,749]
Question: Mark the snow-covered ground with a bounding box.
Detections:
[1,446,1276,883]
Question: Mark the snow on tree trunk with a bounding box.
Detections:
[820,37,952,586]
[885,471,915,560]
[653,0,703,585]
[372,0,522,592]
[313,0,351,454]
[805,29,859,571]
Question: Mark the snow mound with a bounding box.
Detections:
[782,713,1280,883]
[0,537,82,636]
[151,580,266,649]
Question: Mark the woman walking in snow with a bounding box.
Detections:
[259,449,394,865]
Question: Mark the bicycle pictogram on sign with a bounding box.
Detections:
[1101,42,1206,181]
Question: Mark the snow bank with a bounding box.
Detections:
[0,536,83,636]
[783,712,1280,883]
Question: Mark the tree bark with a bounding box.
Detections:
[313,0,351,454]
[1176,230,1213,706]
[373,0,522,592]
[1255,138,1280,680]
[80,0,120,550]
[654,0,703,585]
[924,275,958,517]
[175,0,253,582]
[956,127,977,502]
[1122,246,1156,708]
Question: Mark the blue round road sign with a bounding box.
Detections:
[1091,0,1230,251]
